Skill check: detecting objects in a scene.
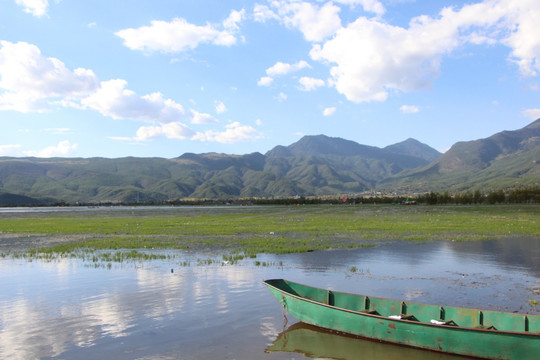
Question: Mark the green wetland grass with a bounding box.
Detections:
[0,204,538,262]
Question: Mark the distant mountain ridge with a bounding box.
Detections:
[379,118,540,192]
[266,134,383,158]
[0,119,538,205]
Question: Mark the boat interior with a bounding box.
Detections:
[265,279,540,334]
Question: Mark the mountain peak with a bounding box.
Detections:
[267,134,380,157]
[384,138,442,162]
[525,118,540,129]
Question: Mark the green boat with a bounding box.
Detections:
[264,279,540,359]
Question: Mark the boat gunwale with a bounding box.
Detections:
[264,279,540,337]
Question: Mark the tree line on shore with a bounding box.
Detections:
[249,186,539,206]
[3,186,538,207]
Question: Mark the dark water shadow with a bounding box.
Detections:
[266,322,471,360]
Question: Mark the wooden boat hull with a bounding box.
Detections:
[264,279,540,360]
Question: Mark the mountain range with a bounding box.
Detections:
[0,119,538,205]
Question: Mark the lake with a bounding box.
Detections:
[1,238,539,359]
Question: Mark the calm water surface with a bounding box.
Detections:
[1,238,539,360]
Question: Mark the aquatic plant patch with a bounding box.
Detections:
[0,205,537,259]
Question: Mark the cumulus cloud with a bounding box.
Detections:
[522,108,540,120]
[131,119,263,144]
[255,1,342,42]
[16,0,48,18]
[266,60,310,76]
[323,107,336,116]
[308,0,540,103]
[24,140,77,157]
[215,101,227,114]
[134,122,194,141]
[223,9,246,32]
[500,1,540,76]
[0,144,22,156]
[298,76,325,91]
[334,0,385,16]
[400,105,419,114]
[310,16,451,102]
[193,121,262,143]
[190,109,219,124]
[115,9,245,53]
[0,41,262,145]
[257,76,273,86]
[258,60,310,87]
[80,79,186,123]
[253,3,279,22]
[0,41,99,112]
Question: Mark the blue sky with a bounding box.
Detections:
[0,0,539,158]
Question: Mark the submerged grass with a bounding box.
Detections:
[0,204,538,261]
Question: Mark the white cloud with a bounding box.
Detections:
[257,76,273,86]
[193,121,262,143]
[522,108,540,120]
[255,118,263,126]
[215,101,227,114]
[334,0,385,16]
[265,0,342,42]
[500,0,540,76]
[298,76,325,91]
[115,9,245,53]
[309,0,540,103]
[323,107,336,116]
[16,0,48,18]
[400,105,419,114]
[133,120,261,143]
[190,109,219,124]
[81,79,186,123]
[0,41,99,112]
[24,140,77,157]
[134,122,194,141]
[253,4,279,22]
[0,144,22,156]
[266,60,310,76]
[309,15,452,103]
[223,9,246,32]
[0,40,263,146]
[259,60,310,87]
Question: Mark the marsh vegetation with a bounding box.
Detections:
[0,204,537,263]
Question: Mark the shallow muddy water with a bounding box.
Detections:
[1,238,539,360]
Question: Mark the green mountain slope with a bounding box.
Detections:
[0,120,537,204]
[380,119,540,192]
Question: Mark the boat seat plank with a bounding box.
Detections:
[403,302,441,323]
[482,311,526,332]
[442,307,478,328]
[367,297,402,317]
[288,282,328,303]
[332,292,366,311]
[528,315,540,333]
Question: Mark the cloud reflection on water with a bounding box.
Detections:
[0,239,539,360]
